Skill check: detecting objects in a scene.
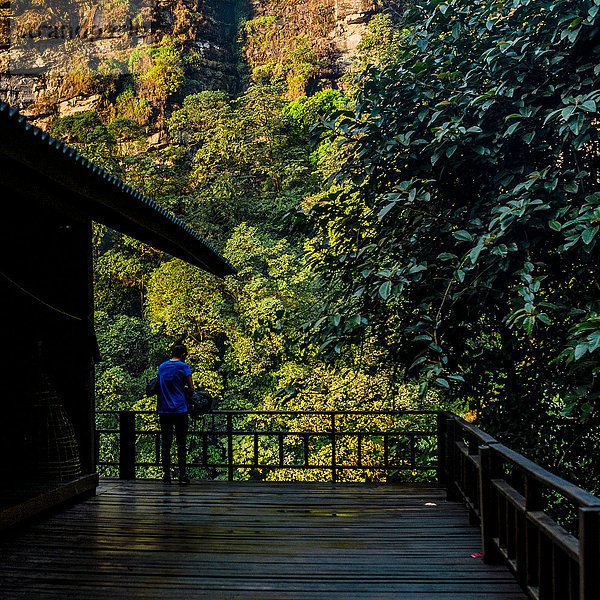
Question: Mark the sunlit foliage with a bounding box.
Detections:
[306,0,600,489]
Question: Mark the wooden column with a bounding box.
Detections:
[445,417,458,500]
[436,412,447,484]
[80,217,96,475]
[580,506,600,600]
[119,411,136,480]
[479,444,501,563]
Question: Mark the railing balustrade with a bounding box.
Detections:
[441,412,600,600]
[96,408,600,600]
[96,409,440,483]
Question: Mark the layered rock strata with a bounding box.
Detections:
[243,0,403,94]
[0,0,240,130]
[0,0,401,134]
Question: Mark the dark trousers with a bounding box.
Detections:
[159,413,188,476]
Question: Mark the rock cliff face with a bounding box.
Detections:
[0,0,401,133]
[243,0,402,94]
[0,0,240,130]
[334,1,384,69]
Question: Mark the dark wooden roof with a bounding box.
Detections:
[0,102,236,277]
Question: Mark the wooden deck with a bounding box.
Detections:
[0,481,527,599]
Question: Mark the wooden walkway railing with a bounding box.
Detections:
[439,413,600,600]
[95,409,600,600]
[96,409,440,482]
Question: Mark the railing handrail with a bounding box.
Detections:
[96,409,598,501]
[444,413,600,600]
[96,407,440,484]
[96,409,440,416]
[97,409,598,504]
[490,442,600,508]
[443,412,497,445]
[444,412,600,508]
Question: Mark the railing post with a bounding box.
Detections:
[202,432,208,468]
[227,413,234,482]
[466,434,479,525]
[94,429,100,470]
[154,433,161,466]
[119,410,136,480]
[383,434,389,472]
[253,433,259,469]
[304,433,310,468]
[278,433,285,468]
[479,444,501,564]
[331,413,337,483]
[579,506,600,600]
[445,417,458,500]
[436,412,446,485]
[524,475,543,591]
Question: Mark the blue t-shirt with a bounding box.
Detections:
[157,360,192,414]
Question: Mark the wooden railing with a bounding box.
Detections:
[96,409,440,483]
[441,412,600,600]
[95,408,600,600]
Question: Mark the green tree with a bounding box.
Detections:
[144,223,317,408]
[130,44,184,100]
[49,112,121,174]
[341,12,406,93]
[306,0,600,487]
[167,84,320,243]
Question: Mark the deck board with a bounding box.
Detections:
[0,481,527,599]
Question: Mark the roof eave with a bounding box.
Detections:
[0,103,237,277]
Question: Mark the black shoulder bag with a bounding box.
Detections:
[187,389,215,419]
[145,376,159,397]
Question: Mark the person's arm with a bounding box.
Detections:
[187,375,195,395]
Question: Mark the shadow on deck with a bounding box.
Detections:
[0,480,526,600]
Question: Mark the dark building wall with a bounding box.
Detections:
[0,184,95,489]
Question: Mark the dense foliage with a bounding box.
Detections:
[307,0,600,488]
[44,1,600,491]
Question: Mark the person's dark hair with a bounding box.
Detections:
[170,339,188,359]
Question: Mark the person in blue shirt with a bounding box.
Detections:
[157,339,194,484]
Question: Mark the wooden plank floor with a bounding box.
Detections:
[0,481,527,599]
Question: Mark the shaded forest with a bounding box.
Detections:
[33,0,600,493]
